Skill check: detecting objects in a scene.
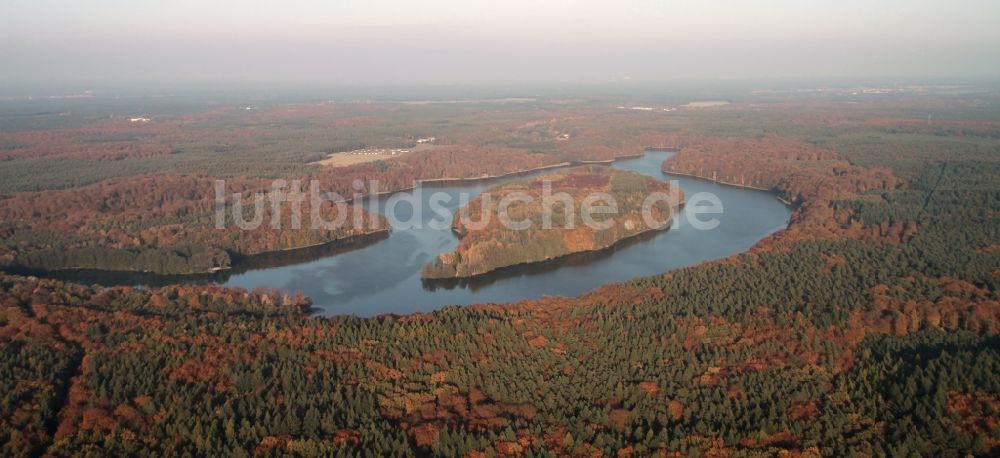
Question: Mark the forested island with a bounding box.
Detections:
[422,167,682,279]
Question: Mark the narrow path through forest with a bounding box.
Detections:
[920,160,948,215]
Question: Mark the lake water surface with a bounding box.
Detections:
[214,151,792,316]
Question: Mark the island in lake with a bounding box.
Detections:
[422,166,683,279]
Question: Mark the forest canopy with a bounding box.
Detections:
[0,93,998,456]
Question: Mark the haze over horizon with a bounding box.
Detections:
[2,0,999,86]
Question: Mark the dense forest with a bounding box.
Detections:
[423,167,682,279]
[0,94,998,456]
[0,174,387,274]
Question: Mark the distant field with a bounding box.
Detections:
[682,100,731,108]
[312,143,436,167]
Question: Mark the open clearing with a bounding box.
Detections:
[313,143,436,167]
[682,100,731,108]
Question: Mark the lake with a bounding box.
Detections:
[213,151,790,316]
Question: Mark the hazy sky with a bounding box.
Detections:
[2,0,998,85]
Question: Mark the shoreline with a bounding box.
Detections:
[234,227,391,257]
[5,228,392,279]
[417,162,573,185]
[346,152,653,202]
[422,216,677,281]
[661,169,772,192]
[660,168,794,206]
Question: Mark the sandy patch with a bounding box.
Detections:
[313,143,436,167]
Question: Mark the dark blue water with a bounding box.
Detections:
[219,151,791,316]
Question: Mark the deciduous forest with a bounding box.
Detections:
[423,167,681,279]
[0,92,998,456]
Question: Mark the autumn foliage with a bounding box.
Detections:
[422,167,682,278]
[0,97,998,456]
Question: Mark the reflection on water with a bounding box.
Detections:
[14,152,792,317]
[9,231,389,288]
[420,228,664,293]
